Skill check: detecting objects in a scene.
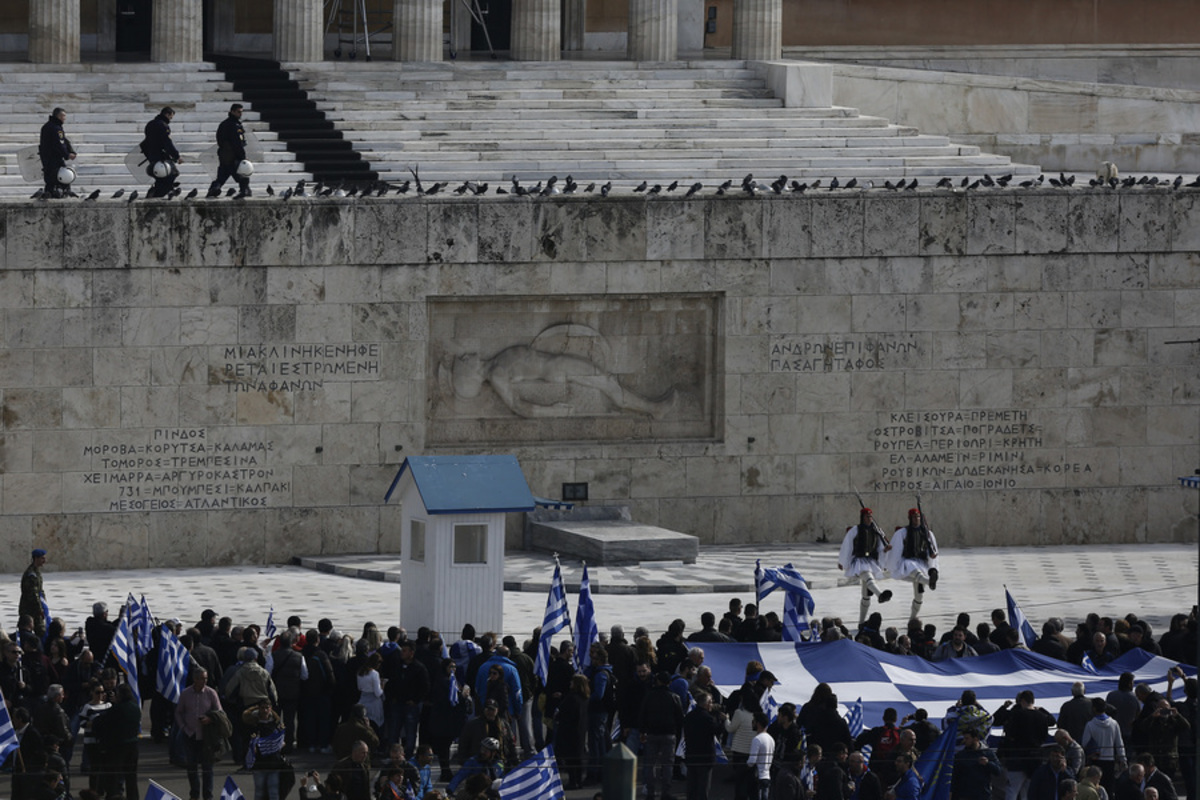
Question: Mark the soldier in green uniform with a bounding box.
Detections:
[20,548,47,639]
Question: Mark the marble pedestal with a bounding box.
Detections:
[527,506,700,564]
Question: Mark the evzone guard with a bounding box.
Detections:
[838,507,894,627]
[888,505,940,620]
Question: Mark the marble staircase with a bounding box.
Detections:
[290,60,1041,184]
[0,63,308,199]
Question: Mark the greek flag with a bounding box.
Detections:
[574,563,599,672]
[264,607,277,641]
[144,779,184,800]
[757,561,819,643]
[1080,654,1098,674]
[449,671,460,707]
[156,623,190,704]
[0,684,20,763]
[128,594,155,657]
[1005,587,1037,649]
[498,745,565,800]
[108,613,141,706]
[846,697,871,761]
[534,564,571,682]
[246,727,285,770]
[220,776,246,800]
[40,593,51,644]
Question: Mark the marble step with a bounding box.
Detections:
[351,129,942,146]
[367,142,977,159]
[368,156,1028,176]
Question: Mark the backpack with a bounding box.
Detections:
[873,724,901,760]
[601,668,619,713]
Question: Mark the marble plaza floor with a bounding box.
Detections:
[0,541,1195,800]
[3,541,1194,643]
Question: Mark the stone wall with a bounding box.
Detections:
[0,190,1197,572]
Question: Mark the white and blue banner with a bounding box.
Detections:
[699,639,1194,728]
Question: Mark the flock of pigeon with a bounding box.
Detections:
[26,167,1200,203]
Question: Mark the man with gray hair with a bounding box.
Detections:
[34,684,71,762]
[1058,682,1094,743]
[85,602,116,668]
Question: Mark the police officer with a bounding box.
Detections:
[39,107,76,198]
[208,103,251,198]
[141,106,182,198]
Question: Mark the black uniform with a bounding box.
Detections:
[208,111,250,196]
[141,112,181,198]
[38,114,75,197]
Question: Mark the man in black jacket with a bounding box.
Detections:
[995,690,1056,800]
[640,671,684,800]
[38,108,76,198]
[848,750,884,800]
[207,103,251,198]
[141,106,182,198]
[683,691,725,800]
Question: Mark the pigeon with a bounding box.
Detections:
[968,179,981,190]
[770,175,788,194]
[647,184,662,195]
[936,177,953,189]
[633,181,648,193]
[829,177,839,191]
[717,179,733,195]
[375,184,389,197]
[84,189,101,201]
[684,182,703,198]
[904,178,918,190]
[266,185,275,197]
[295,179,306,195]
[395,180,410,194]
[127,190,139,202]
[666,181,678,193]
[960,177,970,188]
[563,177,577,195]
[112,189,125,199]
[496,187,509,195]
[600,181,612,197]
[410,166,425,195]
[981,174,995,188]
[346,185,360,197]
[1173,175,1183,190]
[741,173,754,190]
[845,177,858,190]
[997,174,1012,187]
[425,182,444,196]
[810,180,822,190]
[1188,176,1200,188]
[454,181,471,195]
[789,180,805,193]
[31,188,45,200]
[1019,179,1036,188]
[584,182,596,193]
[473,183,489,196]
[281,187,294,200]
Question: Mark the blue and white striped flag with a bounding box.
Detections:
[574,563,599,672]
[449,671,460,707]
[39,593,51,644]
[108,613,141,706]
[128,594,155,657]
[264,607,277,642]
[144,779,184,800]
[534,564,571,682]
[156,623,190,704]
[761,687,779,724]
[758,561,819,643]
[246,727,285,770]
[846,697,871,761]
[220,776,246,800]
[1080,654,1098,674]
[0,684,20,763]
[1005,587,1037,649]
[498,744,565,800]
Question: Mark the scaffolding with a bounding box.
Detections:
[324,0,391,60]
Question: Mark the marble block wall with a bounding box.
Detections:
[0,190,1197,572]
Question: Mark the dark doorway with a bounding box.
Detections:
[471,0,511,51]
[115,0,152,59]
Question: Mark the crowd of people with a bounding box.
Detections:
[1,545,1197,800]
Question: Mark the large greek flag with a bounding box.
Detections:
[700,639,1194,729]
[574,563,599,671]
[534,563,571,682]
[757,561,819,643]
[498,745,565,800]
[127,593,155,657]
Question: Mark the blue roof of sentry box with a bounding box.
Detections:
[384,455,537,514]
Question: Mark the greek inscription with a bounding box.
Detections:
[869,410,1092,491]
[768,335,922,372]
[71,428,290,513]
[217,343,381,392]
